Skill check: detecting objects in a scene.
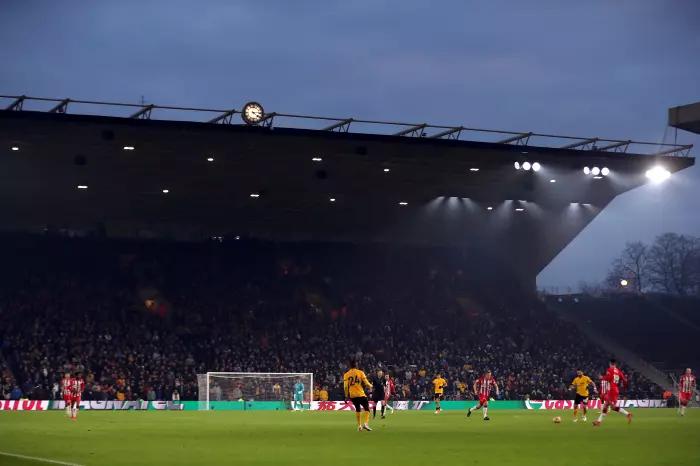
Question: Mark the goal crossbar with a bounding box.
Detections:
[201,372,313,411]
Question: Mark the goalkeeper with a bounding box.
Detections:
[292,380,305,411]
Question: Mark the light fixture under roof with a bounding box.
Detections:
[398,201,408,206]
[207,157,214,162]
[162,189,169,194]
[591,166,601,176]
[583,166,590,175]
[312,157,323,162]
[487,206,493,211]
[77,185,88,189]
[329,197,336,202]
[515,208,525,212]
[549,179,556,183]
[601,167,610,176]
[383,168,390,172]
[645,166,671,184]
[532,162,541,172]
[522,161,532,171]
[250,193,260,198]
[469,168,479,172]
[10,146,19,151]
[593,176,603,179]
[123,146,135,151]
[514,161,521,170]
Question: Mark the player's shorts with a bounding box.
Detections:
[63,395,72,404]
[372,392,385,403]
[574,394,589,406]
[679,391,692,404]
[433,393,443,401]
[479,395,489,406]
[350,396,370,412]
[293,394,303,402]
[604,390,619,405]
[70,396,81,405]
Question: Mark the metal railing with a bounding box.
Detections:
[1,94,693,157]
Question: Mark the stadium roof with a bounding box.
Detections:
[0,95,694,283]
[669,101,700,135]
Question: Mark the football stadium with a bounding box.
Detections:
[0,95,698,465]
[1,3,700,466]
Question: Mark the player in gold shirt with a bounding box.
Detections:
[432,373,447,414]
[343,360,373,431]
[570,369,596,422]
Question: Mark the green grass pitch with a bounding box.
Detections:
[0,409,698,465]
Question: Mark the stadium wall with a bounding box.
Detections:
[0,399,671,411]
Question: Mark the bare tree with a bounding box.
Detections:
[605,241,648,293]
[579,280,603,296]
[647,233,700,296]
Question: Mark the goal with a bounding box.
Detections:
[197,372,313,411]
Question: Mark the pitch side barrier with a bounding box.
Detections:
[0,399,673,411]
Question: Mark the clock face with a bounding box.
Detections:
[242,102,264,125]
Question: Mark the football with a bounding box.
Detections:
[553,416,562,424]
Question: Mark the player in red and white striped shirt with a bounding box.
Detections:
[60,372,74,418]
[467,370,499,421]
[69,372,85,421]
[599,377,610,401]
[382,374,395,416]
[593,359,632,426]
[678,368,696,417]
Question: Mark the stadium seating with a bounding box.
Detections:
[0,235,661,401]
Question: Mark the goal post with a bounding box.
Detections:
[198,372,313,411]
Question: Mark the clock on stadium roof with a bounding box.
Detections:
[241,101,264,125]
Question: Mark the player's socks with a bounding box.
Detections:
[680,406,686,416]
[372,405,376,418]
[573,408,578,419]
[618,408,629,416]
[381,403,385,417]
[65,406,71,417]
[597,413,606,423]
[355,411,361,428]
[483,407,488,419]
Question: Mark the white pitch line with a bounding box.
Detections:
[0,451,84,466]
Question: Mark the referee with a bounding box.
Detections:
[371,369,386,419]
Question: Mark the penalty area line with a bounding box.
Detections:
[0,451,84,466]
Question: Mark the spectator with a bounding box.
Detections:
[10,386,22,400]
[319,386,329,401]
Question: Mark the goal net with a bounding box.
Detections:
[197,372,313,411]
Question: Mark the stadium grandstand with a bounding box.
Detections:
[0,95,696,403]
[0,95,698,466]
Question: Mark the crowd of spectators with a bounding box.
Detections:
[0,236,662,402]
